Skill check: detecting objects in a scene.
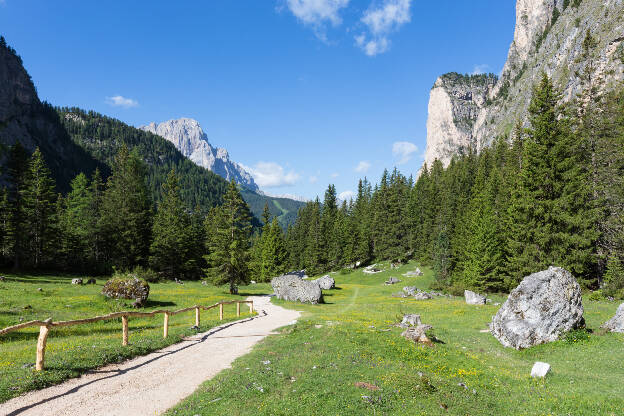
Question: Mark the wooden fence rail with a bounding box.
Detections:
[0,300,254,371]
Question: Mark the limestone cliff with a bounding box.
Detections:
[424,73,497,167]
[424,0,624,167]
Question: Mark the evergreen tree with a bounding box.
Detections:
[506,74,599,286]
[204,179,253,294]
[22,148,57,268]
[6,143,29,269]
[62,173,94,271]
[261,217,288,279]
[100,145,152,270]
[150,169,199,278]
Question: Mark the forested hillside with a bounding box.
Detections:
[278,75,624,298]
[58,108,229,211]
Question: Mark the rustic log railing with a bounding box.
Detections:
[0,300,254,371]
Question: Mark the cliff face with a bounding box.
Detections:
[0,38,102,191]
[424,0,624,168]
[140,118,259,192]
[424,73,497,167]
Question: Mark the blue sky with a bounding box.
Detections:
[0,0,515,200]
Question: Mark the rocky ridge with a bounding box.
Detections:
[424,0,624,168]
[140,118,259,191]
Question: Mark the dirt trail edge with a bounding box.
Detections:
[1,295,300,416]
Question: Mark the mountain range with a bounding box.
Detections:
[140,118,259,192]
[0,37,305,226]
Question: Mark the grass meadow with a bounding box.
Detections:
[0,274,265,403]
[166,262,623,416]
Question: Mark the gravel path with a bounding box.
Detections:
[0,295,300,416]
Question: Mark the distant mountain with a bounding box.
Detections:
[140,118,259,192]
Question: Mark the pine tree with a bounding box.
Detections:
[150,169,198,279]
[62,173,94,271]
[22,148,57,268]
[204,179,253,294]
[6,143,29,269]
[100,145,152,270]
[261,217,288,279]
[321,184,338,269]
[506,74,599,286]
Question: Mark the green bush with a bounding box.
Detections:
[131,265,161,283]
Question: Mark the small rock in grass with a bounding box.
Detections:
[398,314,422,328]
[385,277,401,285]
[401,324,433,345]
[23,305,32,310]
[464,290,486,305]
[201,281,208,285]
[21,363,34,369]
[458,382,467,389]
[0,276,5,282]
[190,325,200,331]
[262,360,271,365]
[530,362,551,378]
[86,278,96,285]
[414,292,433,300]
[250,280,256,284]
[355,382,380,391]
[601,302,624,333]
[71,278,83,285]
[315,324,323,329]
[37,288,42,292]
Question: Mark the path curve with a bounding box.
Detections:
[0,296,300,416]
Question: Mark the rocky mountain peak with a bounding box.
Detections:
[140,118,259,191]
[424,0,624,168]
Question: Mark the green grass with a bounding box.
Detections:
[0,273,271,403]
[167,262,624,415]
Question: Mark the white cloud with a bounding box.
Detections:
[338,190,355,201]
[285,0,349,37]
[392,141,418,164]
[105,95,138,108]
[243,162,300,188]
[309,175,318,184]
[355,0,411,56]
[472,64,490,75]
[355,160,371,173]
[331,172,339,178]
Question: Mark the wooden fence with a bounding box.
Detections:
[0,300,254,371]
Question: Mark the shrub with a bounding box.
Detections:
[102,273,150,307]
[131,265,161,283]
[563,329,590,344]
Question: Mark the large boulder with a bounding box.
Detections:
[464,290,486,305]
[601,303,624,333]
[491,267,585,349]
[102,276,150,306]
[315,275,335,290]
[271,274,323,304]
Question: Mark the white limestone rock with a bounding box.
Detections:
[530,362,551,378]
[491,267,585,349]
[464,290,486,305]
[601,303,624,333]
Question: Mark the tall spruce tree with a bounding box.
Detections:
[62,173,94,271]
[6,143,29,269]
[22,148,57,268]
[506,74,599,286]
[204,179,253,294]
[150,169,199,279]
[100,145,152,270]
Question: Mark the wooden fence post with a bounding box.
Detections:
[249,302,253,314]
[236,301,240,317]
[35,319,52,371]
[122,315,129,346]
[195,307,200,327]
[163,313,169,338]
[219,303,223,320]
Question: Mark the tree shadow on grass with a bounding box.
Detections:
[235,292,271,297]
[143,300,176,308]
